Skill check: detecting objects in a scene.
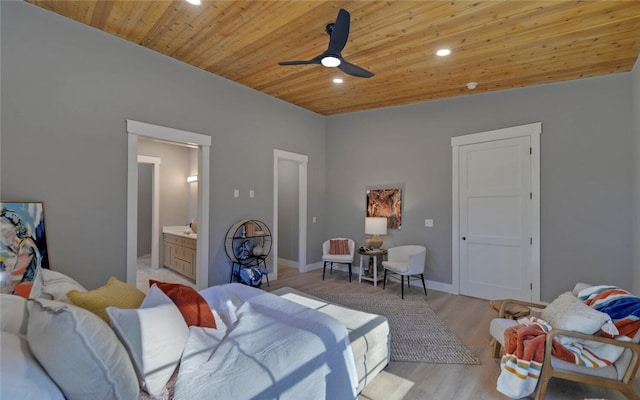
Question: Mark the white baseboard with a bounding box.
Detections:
[278,258,298,268]
[301,261,323,273]
[294,261,459,296]
[425,280,457,295]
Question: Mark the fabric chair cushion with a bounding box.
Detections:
[381,261,409,274]
[322,254,353,262]
[490,318,518,346]
[329,239,350,255]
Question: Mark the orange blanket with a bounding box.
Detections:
[503,321,575,364]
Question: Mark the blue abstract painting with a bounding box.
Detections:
[0,201,49,296]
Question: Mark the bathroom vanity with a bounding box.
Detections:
[162,226,197,280]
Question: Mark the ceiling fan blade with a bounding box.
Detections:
[327,9,350,54]
[278,60,320,66]
[339,59,374,78]
[279,53,323,66]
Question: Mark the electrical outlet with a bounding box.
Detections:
[425,219,433,227]
[234,189,239,197]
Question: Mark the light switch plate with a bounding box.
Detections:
[234,189,239,197]
[425,219,433,227]
[249,190,255,198]
[312,217,317,223]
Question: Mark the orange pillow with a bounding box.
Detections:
[329,239,350,255]
[148,280,216,328]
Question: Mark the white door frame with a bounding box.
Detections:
[273,149,308,279]
[127,120,211,291]
[137,155,161,269]
[451,122,541,301]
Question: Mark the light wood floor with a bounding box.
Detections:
[266,265,639,400]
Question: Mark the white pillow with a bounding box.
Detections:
[107,284,189,397]
[0,293,28,335]
[26,298,139,400]
[1,331,65,400]
[541,292,618,335]
[29,267,86,303]
[571,282,593,296]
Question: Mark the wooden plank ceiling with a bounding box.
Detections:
[27,0,640,116]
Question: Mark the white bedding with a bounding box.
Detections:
[174,284,359,400]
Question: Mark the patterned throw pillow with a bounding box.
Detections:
[67,277,145,324]
[329,239,350,255]
[149,280,216,328]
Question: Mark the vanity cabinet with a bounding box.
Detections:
[163,233,196,280]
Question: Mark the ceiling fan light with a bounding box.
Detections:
[321,56,341,67]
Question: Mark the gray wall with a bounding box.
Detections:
[1,1,636,300]
[137,163,152,256]
[633,57,640,295]
[325,74,634,301]
[1,2,326,289]
[278,159,300,261]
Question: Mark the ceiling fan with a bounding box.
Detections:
[278,8,374,78]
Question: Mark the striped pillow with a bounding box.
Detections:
[329,239,350,255]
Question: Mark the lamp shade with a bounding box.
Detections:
[365,217,387,235]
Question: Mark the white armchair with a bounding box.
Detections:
[321,238,355,282]
[382,245,427,299]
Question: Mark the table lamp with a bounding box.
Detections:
[365,217,387,249]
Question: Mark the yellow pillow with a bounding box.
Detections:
[67,277,145,323]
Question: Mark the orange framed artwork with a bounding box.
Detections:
[366,189,402,229]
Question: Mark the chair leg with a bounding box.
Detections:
[492,340,502,358]
[322,261,327,280]
[408,276,411,288]
[383,269,387,289]
[348,263,352,282]
[401,276,405,299]
[420,274,427,296]
[330,262,333,274]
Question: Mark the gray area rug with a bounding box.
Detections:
[312,292,480,365]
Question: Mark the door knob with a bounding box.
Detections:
[462,237,466,240]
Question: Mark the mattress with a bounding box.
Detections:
[271,287,391,393]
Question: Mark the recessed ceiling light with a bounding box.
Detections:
[185,0,201,5]
[333,78,344,84]
[436,48,451,57]
[467,82,478,89]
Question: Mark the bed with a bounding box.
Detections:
[1,272,391,400]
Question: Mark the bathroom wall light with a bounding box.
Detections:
[187,175,198,183]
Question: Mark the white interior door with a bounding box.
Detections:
[459,136,532,300]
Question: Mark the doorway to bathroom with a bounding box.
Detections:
[136,141,199,292]
[126,120,211,291]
